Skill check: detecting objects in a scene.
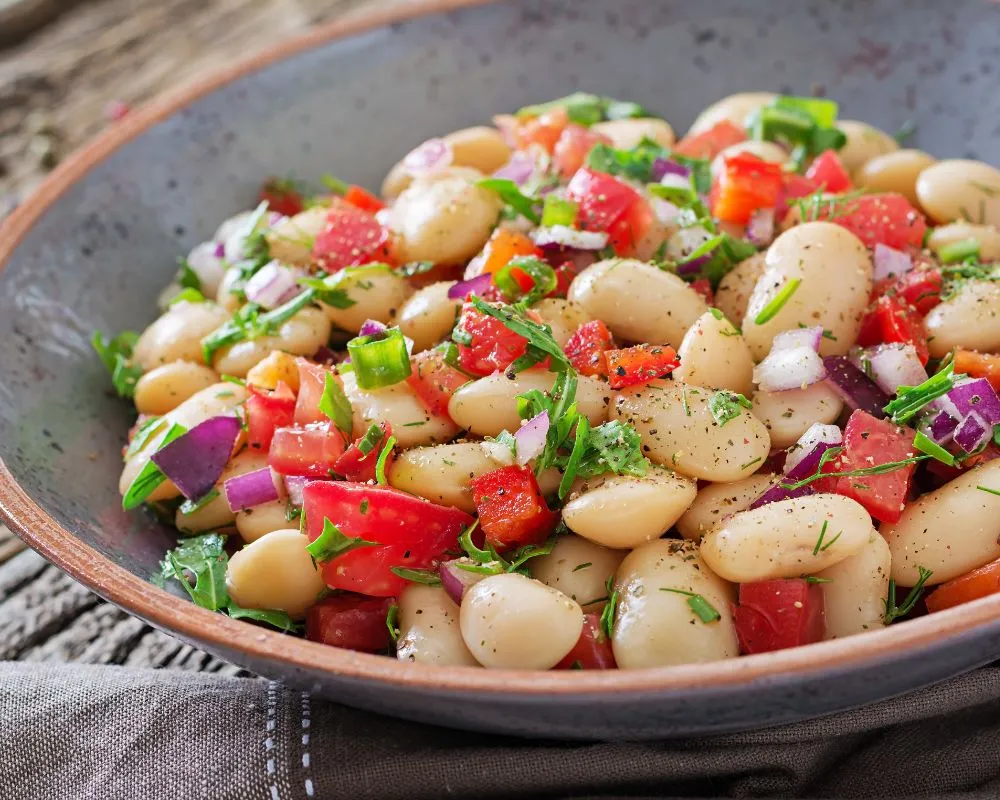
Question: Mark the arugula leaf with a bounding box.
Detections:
[319,372,353,437]
[201,289,317,363]
[122,423,188,510]
[155,533,228,611]
[505,533,559,573]
[176,257,202,292]
[227,604,302,633]
[125,416,166,460]
[468,297,569,371]
[558,416,591,500]
[476,178,541,223]
[389,567,442,586]
[306,518,378,562]
[92,329,143,398]
[708,390,753,427]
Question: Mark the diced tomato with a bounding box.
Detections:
[406,348,470,416]
[690,278,715,305]
[554,613,617,670]
[874,294,930,365]
[605,344,679,390]
[312,198,393,272]
[775,173,821,222]
[672,120,747,160]
[877,267,943,316]
[566,167,641,232]
[246,381,296,451]
[342,184,385,213]
[553,125,611,179]
[834,410,917,524]
[303,482,473,597]
[454,302,530,377]
[926,557,1000,614]
[513,107,569,154]
[804,150,852,193]
[259,178,304,217]
[332,422,392,483]
[606,196,657,257]
[551,259,581,298]
[564,320,613,377]
[305,594,394,652]
[817,193,927,250]
[711,152,784,225]
[268,421,346,478]
[469,465,559,551]
[294,360,333,425]
[733,579,826,655]
[954,350,1000,394]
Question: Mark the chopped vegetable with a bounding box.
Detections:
[469,465,559,551]
[605,344,679,389]
[150,416,242,502]
[92,330,143,398]
[733,579,826,654]
[347,327,412,390]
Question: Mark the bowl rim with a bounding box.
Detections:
[2,0,1000,699]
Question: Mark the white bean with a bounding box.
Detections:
[175,449,267,533]
[562,467,697,549]
[676,473,776,541]
[611,380,770,482]
[460,573,583,669]
[612,539,738,668]
[715,252,766,326]
[591,117,675,150]
[531,299,593,348]
[835,120,899,174]
[700,494,872,582]
[916,159,1000,227]
[882,460,1000,586]
[568,259,708,349]
[216,266,244,312]
[854,149,936,206]
[751,383,844,450]
[449,370,608,438]
[212,306,332,377]
[673,310,754,396]
[397,281,462,353]
[133,301,231,370]
[245,350,300,392]
[226,529,325,618]
[926,222,1000,263]
[923,269,1000,359]
[383,127,511,198]
[388,442,498,513]
[529,535,626,612]
[815,530,890,639]
[321,266,413,334]
[236,497,291,543]
[185,241,227,298]
[265,206,329,266]
[396,585,479,666]
[134,361,219,416]
[689,92,777,135]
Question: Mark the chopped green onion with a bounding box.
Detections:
[346,328,412,390]
[375,435,396,485]
[318,372,353,437]
[913,431,956,466]
[122,423,188,510]
[977,485,1000,497]
[659,588,722,623]
[493,256,557,305]
[541,195,578,228]
[883,362,962,424]
[753,278,802,325]
[355,423,384,456]
[306,518,378,562]
[937,238,981,265]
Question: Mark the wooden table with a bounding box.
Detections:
[0,0,406,670]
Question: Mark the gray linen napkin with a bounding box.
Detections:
[2,661,1000,800]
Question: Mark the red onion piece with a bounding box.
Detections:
[746,208,775,247]
[772,326,822,352]
[872,243,913,282]
[150,416,242,502]
[283,475,311,507]
[955,412,990,453]
[515,411,550,466]
[213,241,226,259]
[224,467,280,512]
[863,344,928,396]
[493,152,536,185]
[927,410,960,444]
[403,138,453,176]
[650,158,690,182]
[649,195,681,226]
[751,439,840,509]
[245,261,300,310]
[447,272,493,300]
[948,378,1000,425]
[358,319,388,338]
[784,423,843,473]
[823,355,890,418]
[439,559,489,605]
[677,256,710,276]
[754,346,827,392]
[532,226,609,250]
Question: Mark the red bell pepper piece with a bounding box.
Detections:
[564,320,614,377]
[605,344,679,389]
[469,465,559,551]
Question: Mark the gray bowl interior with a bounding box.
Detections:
[2,0,1000,738]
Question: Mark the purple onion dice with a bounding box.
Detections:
[823,355,890,419]
[150,416,242,502]
[948,378,1000,426]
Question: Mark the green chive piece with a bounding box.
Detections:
[754,278,802,325]
[346,328,412,390]
[937,237,981,265]
[659,587,722,623]
[319,372,353,437]
[913,431,956,467]
[375,435,396,485]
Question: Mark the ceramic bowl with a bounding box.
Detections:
[2,0,1000,740]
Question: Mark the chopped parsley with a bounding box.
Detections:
[92,329,143,398]
[659,588,721,623]
[882,566,933,624]
[708,390,752,427]
[319,372,353,438]
[476,178,541,223]
[306,518,378,562]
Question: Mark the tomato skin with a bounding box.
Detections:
[268,422,346,478]
[469,465,559,551]
[775,173,821,222]
[303,482,473,597]
[926,557,1000,614]
[312,198,393,272]
[606,344,679,390]
[804,150,852,193]
[332,422,392,483]
[879,268,943,315]
[672,120,747,160]
[820,193,927,250]
[342,184,385,213]
[874,295,930,365]
[513,107,569,154]
[294,360,332,425]
[553,125,610,179]
[305,594,394,652]
[711,152,785,224]
[607,196,656,257]
[454,302,530,377]
[554,613,617,670]
[564,320,614,377]
[834,410,917,524]
[566,167,641,232]
[690,278,715,305]
[954,349,1000,394]
[246,382,296,451]
[259,178,305,217]
[406,349,470,416]
[733,579,825,654]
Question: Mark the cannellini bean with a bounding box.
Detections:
[211,306,332,377]
[700,494,872,582]
[383,128,511,198]
[710,140,787,178]
[816,530,890,639]
[916,159,1000,227]
[134,361,218,415]
[397,281,462,353]
[184,241,227,298]
[591,117,675,149]
[246,350,300,392]
[688,92,776,135]
[531,299,593,348]
[321,266,413,334]
[216,266,244,312]
[213,210,254,246]
[133,301,231,370]
[665,226,715,262]
[673,310,754,395]
[923,268,1000,359]
[529,535,626,612]
[176,449,268,533]
[388,174,501,264]
[562,467,697,549]
[460,573,583,669]
[882,460,1000,586]
[568,259,709,349]
[742,222,872,359]
[265,206,329,266]
[236,497,291,543]
[119,382,247,503]
[835,120,899,174]
[396,585,479,666]
[611,380,770,482]
[449,370,608,438]
[676,473,777,541]
[389,441,498,513]
[854,149,936,206]
[612,539,738,668]
[341,368,459,448]
[715,252,766,326]
[226,529,325,618]
[751,383,844,450]
[926,222,1000,262]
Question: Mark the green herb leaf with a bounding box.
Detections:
[659,587,722,623]
[476,178,541,223]
[599,576,619,639]
[155,533,229,611]
[320,174,350,195]
[92,329,143,398]
[375,435,396,485]
[893,120,917,145]
[505,534,558,573]
[558,415,591,500]
[354,423,384,456]
[396,260,435,277]
[178,488,220,516]
[122,423,188,510]
[913,430,956,466]
[782,447,929,492]
[386,603,400,643]
[389,567,442,586]
[708,390,752,427]
[804,576,833,584]
[319,372,353,437]
[469,297,569,371]
[516,92,649,126]
[883,361,962,424]
[226,604,302,633]
[938,237,981,265]
[753,278,802,325]
[541,195,578,228]
[201,289,318,363]
[306,518,378,562]
[883,565,933,624]
[124,416,166,460]
[176,257,203,292]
